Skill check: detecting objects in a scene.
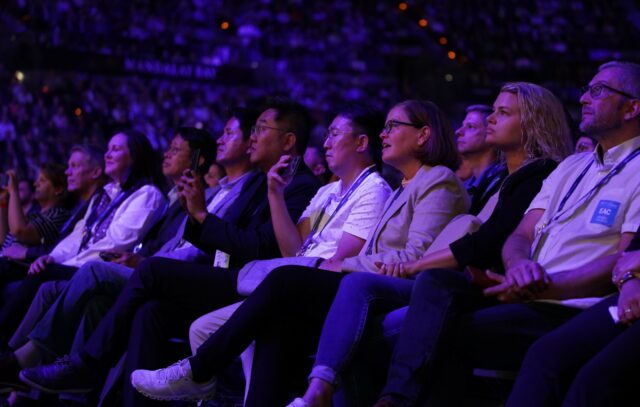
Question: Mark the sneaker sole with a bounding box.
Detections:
[132,384,216,402]
[18,371,93,394]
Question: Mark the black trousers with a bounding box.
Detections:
[189,266,346,407]
[0,261,77,341]
[80,257,242,407]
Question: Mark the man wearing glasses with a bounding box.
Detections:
[17,98,321,406]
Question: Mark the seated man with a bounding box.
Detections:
[19,98,321,407]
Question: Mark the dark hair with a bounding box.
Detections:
[394,100,459,170]
[115,129,165,191]
[227,106,260,141]
[263,97,312,155]
[174,126,216,175]
[39,163,72,207]
[335,104,385,168]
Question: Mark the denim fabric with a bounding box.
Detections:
[311,273,413,385]
[29,261,133,358]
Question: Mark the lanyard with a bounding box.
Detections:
[553,146,640,222]
[365,185,404,255]
[297,166,375,256]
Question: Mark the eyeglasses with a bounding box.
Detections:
[250,124,290,135]
[324,128,351,141]
[580,83,638,100]
[382,120,423,134]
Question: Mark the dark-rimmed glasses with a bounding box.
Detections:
[382,120,423,134]
[581,83,638,100]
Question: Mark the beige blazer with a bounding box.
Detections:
[342,165,469,273]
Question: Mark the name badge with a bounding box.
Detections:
[591,200,620,227]
[213,250,230,268]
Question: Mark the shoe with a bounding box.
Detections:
[372,394,410,407]
[19,355,96,394]
[0,351,29,393]
[286,398,310,407]
[130,358,216,401]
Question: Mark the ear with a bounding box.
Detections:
[90,167,104,181]
[355,134,369,153]
[624,99,640,121]
[417,126,431,147]
[283,132,297,154]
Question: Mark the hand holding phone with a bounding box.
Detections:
[190,148,201,175]
[279,156,301,184]
[99,251,122,262]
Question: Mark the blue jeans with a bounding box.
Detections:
[506,295,639,407]
[381,267,581,406]
[310,273,413,386]
[29,261,133,357]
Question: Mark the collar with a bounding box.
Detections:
[336,165,375,198]
[218,169,257,190]
[593,135,640,170]
[103,182,122,200]
[167,186,180,205]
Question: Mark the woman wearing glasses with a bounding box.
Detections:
[131,99,469,406]
[289,82,573,407]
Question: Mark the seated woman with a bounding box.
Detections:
[0,130,167,340]
[129,99,468,405]
[0,165,73,296]
[289,82,573,407]
[505,230,640,407]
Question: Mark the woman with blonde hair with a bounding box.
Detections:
[288,82,573,407]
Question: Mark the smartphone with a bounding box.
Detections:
[0,174,8,188]
[279,156,302,183]
[99,251,122,262]
[190,148,201,173]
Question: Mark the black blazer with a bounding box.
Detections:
[137,199,187,258]
[450,159,558,272]
[185,166,320,269]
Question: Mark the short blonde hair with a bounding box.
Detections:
[500,82,573,162]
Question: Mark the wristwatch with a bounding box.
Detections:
[615,271,637,290]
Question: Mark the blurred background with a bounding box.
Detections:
[1,0,639,178]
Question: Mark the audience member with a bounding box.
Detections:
[129,99,468,405]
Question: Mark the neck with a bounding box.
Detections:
[79,183,100,203]
[463,151,496,178]
[396,159,423,181]
[224,161,253,181]
[504,148,527,174]
[37,198,56,212]
[336,162,371,194]
[595,129,638,152]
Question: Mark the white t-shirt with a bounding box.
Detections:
[298,167,392,259]
[527,135,640,308]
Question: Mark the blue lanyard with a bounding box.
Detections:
[297,166,375,256]
[365,185,404,255]
[555,146,640,219]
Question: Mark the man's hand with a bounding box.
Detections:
[612,250,640,283]
[484,270,537,303]
[105,251,145,268]
[319,259,343,272]
[618,278,640,324]
[178,170,208,223]
[267,155,292,196]
[375,260,420,279]
[28,255,55,275]
[2,244,27,260]
[504,259,551,294]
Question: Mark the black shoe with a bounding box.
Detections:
[19,355,96,394]
[0,351,29,392]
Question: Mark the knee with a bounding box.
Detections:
[189,316,210,352]
[338,273,384,299]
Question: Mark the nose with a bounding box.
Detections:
[217,136,225,146]
[65,167,72,176]
[455,126,463,138]
[486,112,496,125]
[579,89,590,105]
[323,136,331,149]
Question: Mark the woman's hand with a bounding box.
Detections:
[28,255,55,275]
[618,278,640,324]
[2,244,27,260]
[375,260,420,279]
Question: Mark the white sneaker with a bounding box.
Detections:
[286,398,310,407]
[130,359,216,401]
